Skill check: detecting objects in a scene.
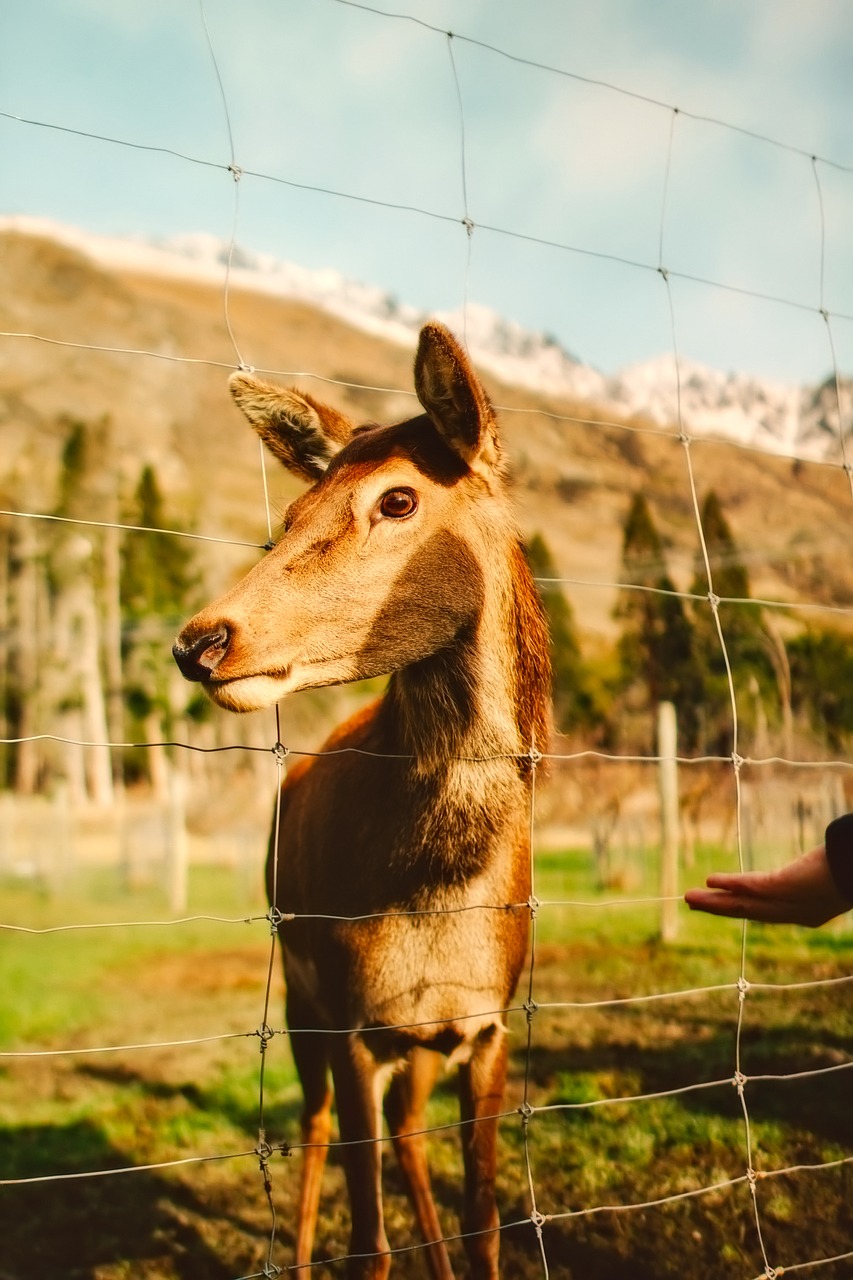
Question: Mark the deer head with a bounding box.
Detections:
[172,323,511,713]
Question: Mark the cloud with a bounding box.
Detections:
[2,0,849,382]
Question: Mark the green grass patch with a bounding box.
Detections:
[0,853,850,1277]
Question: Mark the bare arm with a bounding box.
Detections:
[684,844,851,928]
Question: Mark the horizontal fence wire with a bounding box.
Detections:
[1,1,851,1277]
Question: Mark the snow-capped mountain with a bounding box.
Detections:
[3,217,849,462]
[607,356,851,460]
[606,356,804,454]
[156,231,610,405]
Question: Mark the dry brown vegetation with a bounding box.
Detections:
[2,225,852,649]
[0,883,851,1279]
[1,227,852,1277]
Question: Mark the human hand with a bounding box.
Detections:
[684,844,850,928]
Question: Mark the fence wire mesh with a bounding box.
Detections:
[0,2,851,1277]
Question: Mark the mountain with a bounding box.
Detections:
[1,216,851,648]
[608,356,852,461]
[5,216,848,464]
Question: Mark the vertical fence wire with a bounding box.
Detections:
[520,743,550,1277]
[446,31,475,350]
[198,5,285,1272]
[656,139,771,1275]
[811,156,853,499]
[0,5,851,1277]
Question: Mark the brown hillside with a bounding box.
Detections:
[1,227,851,642]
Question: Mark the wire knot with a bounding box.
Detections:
[658,265,669,282]
[530,1207,547,1234]
[272,741,289,764]
[527,893,541,918]
[462,216,475,237]
[518,1100,534,1123]
[731,752,745,773]
[256,1022,276,1050]
[228,163,243,182]
[267,905,286,934]
[255,1129,276,1197]
[523,996,539,1022]
[527,746,543,767]
[737,976,750,1000]
[733,1069,748,1095]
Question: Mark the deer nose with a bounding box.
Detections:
[172,627,230,681]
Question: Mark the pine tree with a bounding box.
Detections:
[121,465,201,787]
[789,626,853,751]
[121,466,192,620]
[690,491,776,752]
[46,418,115,802]
[616,493,702,748]
[526,532,599,735]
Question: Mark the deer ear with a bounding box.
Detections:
[229,373,354,482]
[414,322,501,473]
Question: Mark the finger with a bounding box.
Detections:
[684,889,752,918]
[704,872,769,895]
[703,873,742,889]
[684,889,803,925]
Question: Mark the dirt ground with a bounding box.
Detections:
[0,935,851,1279]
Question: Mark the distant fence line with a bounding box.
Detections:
[0,735,847,928]
[1,0,851,1277]
[0,784,266,913]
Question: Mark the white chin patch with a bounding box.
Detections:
[207,674,289,713]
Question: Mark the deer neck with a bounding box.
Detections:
[382,540,550,786]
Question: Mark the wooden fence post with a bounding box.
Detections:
[658,701,679,943]
[167,768,189,914]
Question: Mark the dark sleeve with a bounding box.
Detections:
[825,813,853,903]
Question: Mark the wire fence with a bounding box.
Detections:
[1,1,852,1276]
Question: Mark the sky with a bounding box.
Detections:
[2,0,853,385]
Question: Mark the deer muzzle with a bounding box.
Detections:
[172,627,230,682]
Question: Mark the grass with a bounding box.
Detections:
[0,851,851,1278]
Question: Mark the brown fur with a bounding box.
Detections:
[173,323,552,1278]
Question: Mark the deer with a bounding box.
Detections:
[172,322,552,1278]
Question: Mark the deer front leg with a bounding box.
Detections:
[457,1025,507,1280]
[384,1047,454,1280]
[287,994,333,1268]
[331,1033,390,1279]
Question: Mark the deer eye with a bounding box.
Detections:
[378,488,418,519]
